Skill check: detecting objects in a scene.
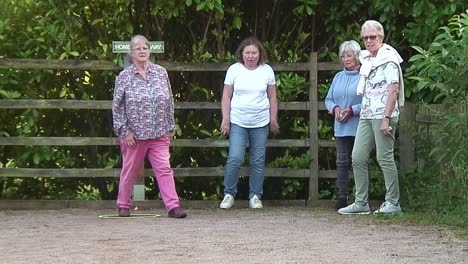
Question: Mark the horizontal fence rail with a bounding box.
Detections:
[0,137,335,148]
[1,57,454,206]
[0,168,342,179]
[0,57,351,205]
[0,58,339,71]
[0,100,326,111]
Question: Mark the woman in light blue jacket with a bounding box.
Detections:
[325,40,362,210]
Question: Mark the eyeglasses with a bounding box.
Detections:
[361,35,378,41]
[132,47,149,51]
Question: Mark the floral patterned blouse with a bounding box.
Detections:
[112,62,175,139]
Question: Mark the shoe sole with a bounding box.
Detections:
[169,214,187,218]
[373,211,402,215]
[338,211,370,215]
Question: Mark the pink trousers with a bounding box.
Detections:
[116,136,180,212]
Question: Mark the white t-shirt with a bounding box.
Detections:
[224,62,276,128]
[360,61,400,119]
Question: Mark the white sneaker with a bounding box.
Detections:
[249,195,263,209]
[220,194,234,209]
[338,202,370,215]
[373,202,402,214]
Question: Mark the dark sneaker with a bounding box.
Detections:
[168,207,187,218]
[334,198,348,210]
[118,208,130,217]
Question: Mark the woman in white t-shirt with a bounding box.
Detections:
[219,37,279,209]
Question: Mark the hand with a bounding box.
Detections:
[125,131,137,147]
[166,130,176,137]
[338,107,353,123]
[220,120,230,136]
[333,106,343,121]
[380,118,393,136]
[270,121,280,134]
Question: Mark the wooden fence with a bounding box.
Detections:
[0,56,417,206]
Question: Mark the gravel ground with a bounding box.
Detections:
[0,207,466,264]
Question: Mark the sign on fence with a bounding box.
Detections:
[112,41,165,53]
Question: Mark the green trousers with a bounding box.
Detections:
[352,117,400,205]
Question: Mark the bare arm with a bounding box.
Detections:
[220,84,233,136]
[380,82,399,136]
[267,84,280,133]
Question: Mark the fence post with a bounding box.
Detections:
[307,53,319,205]
[399,102,416,173]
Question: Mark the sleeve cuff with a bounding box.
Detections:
[332,105,338,115]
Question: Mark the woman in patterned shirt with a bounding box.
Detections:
[112,35,186,218]
[338,20,404,215]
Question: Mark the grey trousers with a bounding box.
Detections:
[335,136,355,199]
[352,117,400,205]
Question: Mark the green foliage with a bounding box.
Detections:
[1,1,467,205]
[406,11,468,103]
[276,73,307,101]
[400,11,468,220]
[403,1,465,50]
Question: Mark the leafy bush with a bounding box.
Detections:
[406,11,468,103]
[402,11,468,213]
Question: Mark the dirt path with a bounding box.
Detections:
[0,207,466,264]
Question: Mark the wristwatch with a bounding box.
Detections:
[384,116,391,119]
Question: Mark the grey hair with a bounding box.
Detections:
[126,35,150,64]
[338,40,361,60]
[361,20,385,38]
[129,35,150,52]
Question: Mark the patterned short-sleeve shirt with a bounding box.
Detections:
[112,63,175,139]
[360,61,400,119]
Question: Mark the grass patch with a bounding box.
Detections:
[372,208,468,239]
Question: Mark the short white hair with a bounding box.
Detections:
[338,40,361,59]
[361,20,385,38]
[338,40,361,68]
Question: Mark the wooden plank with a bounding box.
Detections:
[0,200,70,210]
[319,140,335,148]
[0,137,318,147]
[399,102,416,173]
[0,58,120,70]
[0,199,387,210]
[0,167,314,178]
[415,103,468,123]
[0,100,321,111]
[0,137,120,146]
[0,168,118,178]
[308,53,319,203]
[317,62,342,71]
[318,170,353,179]
[0,199,311,210]
[0,58,340,72]
[0,100,112,109]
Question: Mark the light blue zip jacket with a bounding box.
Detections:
[325,69,362,137]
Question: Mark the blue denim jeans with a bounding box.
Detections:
[223,124,269,199]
